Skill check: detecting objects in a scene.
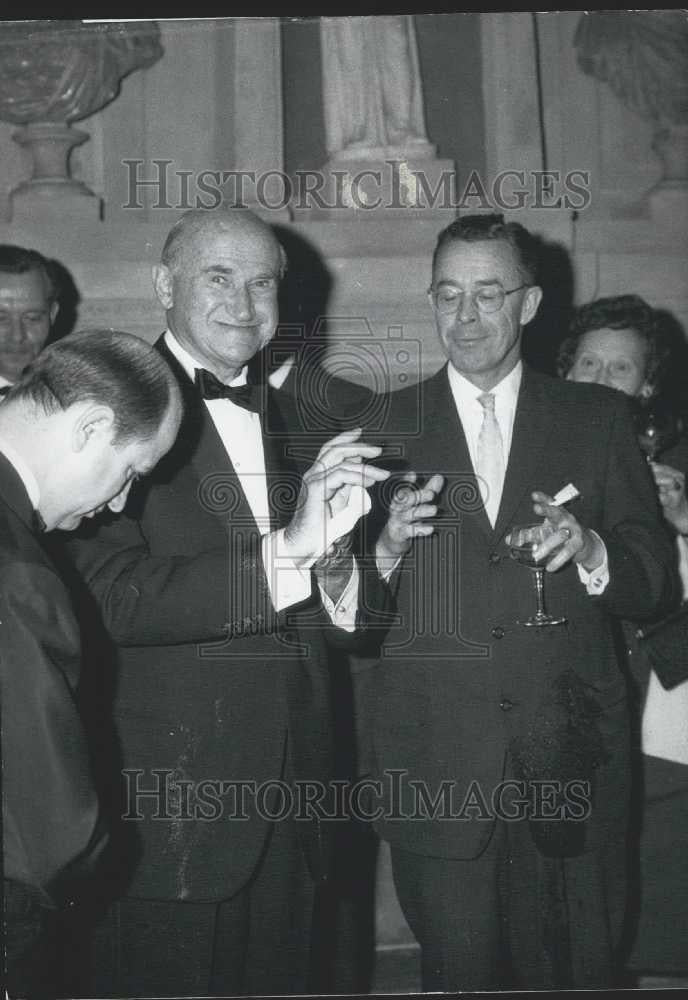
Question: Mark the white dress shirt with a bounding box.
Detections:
[165,332,358,627]
[447,361,609,595]
[642,534,688,765]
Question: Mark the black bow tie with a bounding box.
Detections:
[0,385,11,398]
[195,369,262,413]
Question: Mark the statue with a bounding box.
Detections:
[320,15,433,160]
[574,12,688,194]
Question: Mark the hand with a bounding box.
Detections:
[283,428,389,568]
[376,472,444,571]
[530,491,605,573]
[650,462,688,535]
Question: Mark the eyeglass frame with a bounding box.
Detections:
[427,281,530,315]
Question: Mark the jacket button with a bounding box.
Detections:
[489,551,501,564]
[500,698,515,711]
[491,626,505,639]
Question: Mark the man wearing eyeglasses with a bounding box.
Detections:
[368,214,678,990]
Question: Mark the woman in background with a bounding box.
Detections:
[558,293,688,984]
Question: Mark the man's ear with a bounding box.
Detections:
[49,300,59,325]
[72,404,116,453]
[520,285,543,327]
[152,264,174,310]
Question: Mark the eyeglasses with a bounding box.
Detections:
[428,282,528,315]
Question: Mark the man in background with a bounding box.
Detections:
[0,245,59,393]
[1,329,182,996]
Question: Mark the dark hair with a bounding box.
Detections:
[556,294,668,394]
[0,243,58,303]
[10,329,180,443]
[432,213,540,285]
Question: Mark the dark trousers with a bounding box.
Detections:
[390,817,627,991]
[69,816,314,997]
[3,879,60,999]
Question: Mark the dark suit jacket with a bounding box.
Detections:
[60,338,385,903]
[367,364,678,861]
[627,435,688,693]
[276,358,381,436]
[0,454,105,908]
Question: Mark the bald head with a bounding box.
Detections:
[153,207,285,384]
[160,207,286,277]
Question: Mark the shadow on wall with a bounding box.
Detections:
[47,257,80,344]
[522,236,575,377]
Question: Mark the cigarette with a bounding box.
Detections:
[551,483,580,506]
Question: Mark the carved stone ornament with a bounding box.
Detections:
[0,19,163,207]
[574,11,688,200]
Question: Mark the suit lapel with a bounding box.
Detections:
[155,336,260,533]
[492,366,555,541]
[261,388,298,532]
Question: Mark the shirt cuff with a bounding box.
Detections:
[377,553,403,581]
[319,564,360,632]
[576,531,609,595]
[262,529,313,612]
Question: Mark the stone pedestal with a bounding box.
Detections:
[292,154,456,220]
[10,122,101,223]
[647,125,688,227]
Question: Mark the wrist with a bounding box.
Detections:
[279,525,312,570]
[666,509,688,536]
[576,530,605,573]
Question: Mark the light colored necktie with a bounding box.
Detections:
[476,392,505,527]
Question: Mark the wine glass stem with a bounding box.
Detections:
[533,568,547,617]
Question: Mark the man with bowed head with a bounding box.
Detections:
[369,214,678,990]
[62,206,391,997]
[0,329,182,996]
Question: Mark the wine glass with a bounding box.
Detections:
[635,406,679,463]
[508,522,567,627]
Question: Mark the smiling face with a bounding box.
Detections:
[566,326,652,399]
[431,238,542,391]
[44,401,181,532]
[0,269,57,382]
[153,217,281,383]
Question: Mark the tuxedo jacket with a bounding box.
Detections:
[366,364,678,861]
[0,455,105,908]
[61,337,386,903]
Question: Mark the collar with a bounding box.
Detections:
[268,354,296,390]
[0,374,12,389]
[0,435,41,511]
[447,359,523,406]
[164,330,248,387]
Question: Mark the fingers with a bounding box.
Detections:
[651,462,685,501]
[315,428,383,468]
[531,491,584,570]
[392,474,444,509]
[425,473,445,495]
[318,463,389,497]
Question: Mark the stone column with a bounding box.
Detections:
[221,17,287,216]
